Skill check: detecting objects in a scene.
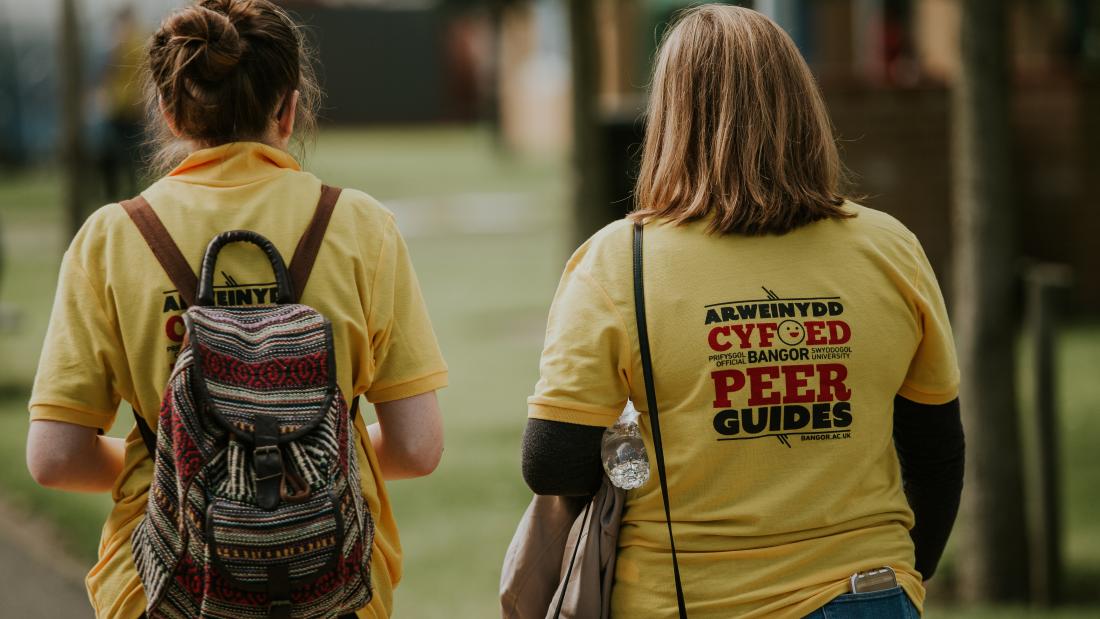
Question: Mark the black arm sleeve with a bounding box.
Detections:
[892,395,966,581]
[521,418,605,496]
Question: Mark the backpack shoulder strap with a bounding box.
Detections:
[120,195,199,307]
[289,185,342,303]
[133,408,157,458]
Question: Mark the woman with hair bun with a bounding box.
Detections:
[26,1,447,617]
[521,5,964,618]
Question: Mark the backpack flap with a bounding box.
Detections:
[186,304,337,439]
[187,293,337,509]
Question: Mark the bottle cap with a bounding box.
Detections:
[620,400,641,424]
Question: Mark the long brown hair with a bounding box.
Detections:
[632,4,851,235]
[144,0,321,175]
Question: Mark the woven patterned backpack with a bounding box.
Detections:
[122,186,373,619]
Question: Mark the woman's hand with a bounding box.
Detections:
[26,419,126,492]
[366,391,444,480]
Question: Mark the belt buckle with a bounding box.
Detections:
[849,566,897,594]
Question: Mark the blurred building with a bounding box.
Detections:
[0,0,492,166]
[284,1,489,124]
[801,0,1100,313]
[3,0,1097,309]
[497,0,1100,312]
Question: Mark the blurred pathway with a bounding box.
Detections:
[0,500,92,618]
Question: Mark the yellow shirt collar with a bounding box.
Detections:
[167,142,302,187]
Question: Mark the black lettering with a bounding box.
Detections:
[812,403,833,429]
[163,295,180,313]
[721,306,737,322]
[812,302,828,316]
[768,405,782,431]
[736,304,757,319]
[742,408,767,434]
[254,287,269,304]
[828,301,844,316]
[760,304,773,318]
[216,290,228,306]
[777,303,795,317]
[795,302,810,316]
[747,349,809,364]
[782,405,809,430]
[234,289,253,305]
[832,401,853,427]
[713,409,739,435]
[706,309,722,324]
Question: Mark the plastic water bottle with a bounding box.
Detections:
[602,401,651,490]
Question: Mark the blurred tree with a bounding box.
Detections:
[951,0,1030,602]
[568,0,607,248]
[60,0,86,238]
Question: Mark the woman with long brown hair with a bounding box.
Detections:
[522,5,964,617]
[27,1,446,617]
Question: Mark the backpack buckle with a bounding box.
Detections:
[254,443,285,509]
[253,445,284,481]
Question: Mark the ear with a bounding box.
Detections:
[276,90,299,142]
[158,95,182,138]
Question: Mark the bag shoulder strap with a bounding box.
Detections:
[633,221,688,619]
[120,195,198,307]
[289,184,342,303]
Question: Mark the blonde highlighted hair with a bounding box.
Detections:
[632,4,851,235]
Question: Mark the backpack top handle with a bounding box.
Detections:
[196,230,295,306]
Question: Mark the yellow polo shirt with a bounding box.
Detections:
[529,206,958,618]
[30,142,448,618]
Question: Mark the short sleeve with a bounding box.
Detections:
[362,217,448,403]
[29,252,124,430]
[527,260,631,427]
[899,237,960,404]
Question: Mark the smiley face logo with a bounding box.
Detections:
[778,320,805,346]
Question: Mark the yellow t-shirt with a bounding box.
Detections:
[29,142,448,619]
[528,206,959,618]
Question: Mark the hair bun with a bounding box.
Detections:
[148,0,316,148]
[165,5,243,83]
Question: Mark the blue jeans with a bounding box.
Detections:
[802,586,920,618]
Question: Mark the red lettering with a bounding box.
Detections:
[711,370,745,408]
[805,321,827,345]
[757,323,778,348]
[729,323,755,349]
[165,315,185,343]
[817,364,852,401]
[781,364,816,403]
[713,364,852,408]
[746,366,781,405]
[828,321,851,345]
[708,326,732,352]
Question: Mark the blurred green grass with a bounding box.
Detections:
[1,126,1098,618]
